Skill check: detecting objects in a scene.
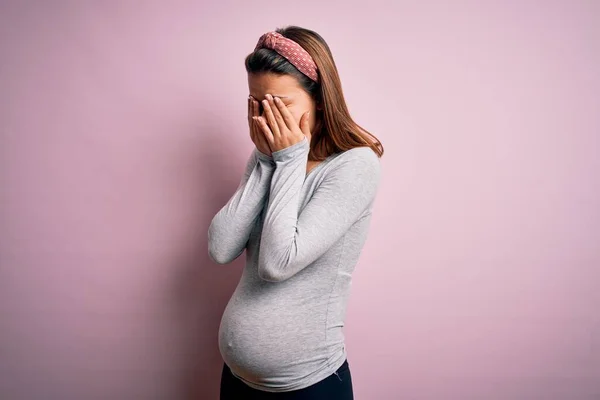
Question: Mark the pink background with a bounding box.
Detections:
[1,1,598,399]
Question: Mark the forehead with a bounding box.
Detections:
[247,73,303,97]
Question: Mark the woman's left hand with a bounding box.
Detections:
[253,93,311,153]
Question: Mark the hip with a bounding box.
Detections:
[220,358,353,399]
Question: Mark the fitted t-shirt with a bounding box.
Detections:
[208,136,382,392]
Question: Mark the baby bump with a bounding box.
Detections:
[218,294,327,377]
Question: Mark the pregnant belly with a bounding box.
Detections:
[217,295,327,380]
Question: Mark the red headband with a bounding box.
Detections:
[254,31,319,83]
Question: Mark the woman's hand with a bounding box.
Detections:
[248,95,272,156]
[252,93,311,153]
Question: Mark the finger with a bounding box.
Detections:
[253,98,266,139]
[251,98,260,135]
[251,117,261,143]
[265,94,288,134]
[273,96,297,131]
[255,122,272,153]
[253,116,275,146]
[251,97,259,117]
[248,97,257,142]
[248,96,253,129]
[253,109,269,147]
[262,97,282,138]
[250,118,258,143]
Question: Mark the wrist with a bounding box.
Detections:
[256,148,274,161]
[271,137,309,162]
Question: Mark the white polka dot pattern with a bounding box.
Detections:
[254,31,319,83]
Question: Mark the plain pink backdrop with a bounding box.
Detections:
[1,1,598,399]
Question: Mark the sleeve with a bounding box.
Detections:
[208,148,275,264]
[258,136,381,282]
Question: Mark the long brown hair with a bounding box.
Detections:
[245,26,384,161]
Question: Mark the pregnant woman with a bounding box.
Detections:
[208,25,384,399]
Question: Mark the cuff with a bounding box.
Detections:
[271,136,309,163]
[255,149,275,164]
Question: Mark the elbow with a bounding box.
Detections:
[208,249,230,265]
[258,267,285,282]
[257,260,290,282]
[207,224,242,265]
[208,242,242,265]
[257,248,301,282]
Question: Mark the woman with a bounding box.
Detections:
[208,25,384,399]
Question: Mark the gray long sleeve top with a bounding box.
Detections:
[208,136,381,392]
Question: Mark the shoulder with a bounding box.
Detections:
[349,146,380,161]
[324,146,381,186]
[333,146,380,174]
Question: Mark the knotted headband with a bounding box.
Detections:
[254,31,319,83]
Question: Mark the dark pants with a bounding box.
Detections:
[220,359,354,400]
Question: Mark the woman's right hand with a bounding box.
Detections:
[248,95,272,157]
